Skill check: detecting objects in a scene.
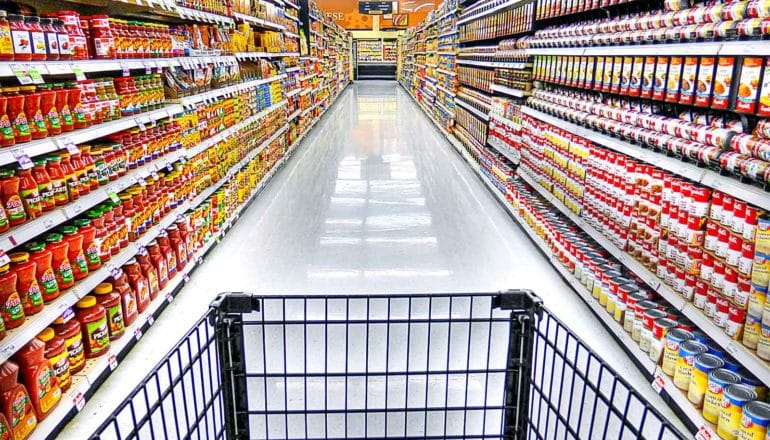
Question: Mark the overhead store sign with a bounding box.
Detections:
[359,1,393,14]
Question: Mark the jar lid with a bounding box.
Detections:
[72,218,91,228]
[743,401,770,423]
[0,263,9,273]
[9,252,29,263]
[93,283,112,295]
[3,86,19,93]
[25,241,45,252]
[46,155,61,162]
[19,85,36,92]
[60,225,77,235]
[44,232,63,243]
[709,368,742,385]
[76,295,96,309]
[6,14,23,21]
[24,16,39,23]
[37,327,55,342]
[0,169,13,179]
[86,209,102,219]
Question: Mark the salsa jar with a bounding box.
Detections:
[45,156,67,207]
[0,264,23,330]
[31,159,54,212]
[9,252,43,316]
[0,169,26,227]
[24,242,58,302]
[37,84,60,135]
[44,233,73,290]
[51,317,83,373]
[74,296,109,358]
[5,87,30,143]
[73,218,100,271]
[51,83,73,133]
[36,328,69,392]
[92,283,123,340]
[20,86,45,139]
[61,226,87,281]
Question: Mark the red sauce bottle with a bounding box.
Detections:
[167,225,188,270]
[37,84,60,135]
[25,17,45,62]
[65,83,87,129]
[61,226,87,281]
[59,154,78,202]
[19,86,44,140]
[156,232,178,280]
[92,283,124,340]
[8,14,30,62]
[9,253,42,317]
[123,258,150,313]
[0,264,23,330]
[69,153,89,196]
[73,218,100,271]
[0,361,36,440]
[0,170,25,227]
[44,233,73,291]
[74,295,109,358]
[14,338,61,420]
[0,11,14,62]
[4,87,30,143]
[109,270,138,325]
[17,168,40,220]
[0,413,12,440]
[31,159,54,212]
[0,95,14,147]
[51,317,84,373]
[24,242,58,303]
[51,18,70,61]
[135,252,159,299]
[51,84,72,132]
[39,18,58,61]
[45,156,68,207]
[36,328,69,392]
[146,240,168,290]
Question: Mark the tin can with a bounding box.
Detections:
[756,323,770,360]
[704,368,742,424]
[719,384,758,440]
[673,339,708,390]
[739,369,767,401]
[749,283,767,317]
[737,400,770,440]
[689,353,725,408]
[650,317,678,363]
[743,313,762,349]
[662,328,694,376]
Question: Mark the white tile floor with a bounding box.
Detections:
[59,81,688,438]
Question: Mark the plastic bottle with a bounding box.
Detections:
[146,240,168,290]
[19,86,43,140]
[51,317,83,373]
[59,153,79,202]
[8,14,31,62]
[44,233,73,291]
[24,242,58,303]
[156,232,178,280]
[110,269,138,324]
[37,84,60,135]
[51,83,72,132]
[123,258,150,313]
[45,156,68,206]
[65,82,87,129]
[4,87,30,143]
[74,296,109,358]
[51,18,70,60]
[0,265,22,330]
[92,283,124,340]
[8,253,41,318]
[0,95,14,147]
[36,328,69,392]
[167,225,188,271]
[135,252,159,299]
[31,159,54,212]
[0,11,14,61]
[0,170,25,227]
[14,338,61,420]
[25,16,45,61]
[0,361,36,440]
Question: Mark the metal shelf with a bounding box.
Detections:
[455,98,489,121]
[457,0,529,25]
[490,83,529,98]
[457,59,530,69]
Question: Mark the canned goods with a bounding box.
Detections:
[703,368,742,424]
[650,317,678,363]
[749,283,767,317]
[640,308,667,353]
[673,339,708,390]
[739,369,767,401]
[756,323,770,360]
[718,384,758,440]
[688,353,725,408]
[738,400,770,440]
[743,313,762,349]
[663,328,694,376]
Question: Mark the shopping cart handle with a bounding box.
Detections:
[208,292,260,324]
[493,289,543,319]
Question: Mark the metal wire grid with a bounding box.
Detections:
[528,312,685,440]
[239,294,524,440]
[92,315,225,440]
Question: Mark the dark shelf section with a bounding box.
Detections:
[357,63,397,80]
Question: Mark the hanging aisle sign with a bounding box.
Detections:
[359,1,393,14]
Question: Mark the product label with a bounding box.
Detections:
[59,104,72,127]
[641,56,657,98]
[0,24,12,57]
[712,57,735,109]
[20,186,41,215]
[36,364,61,414]
[30,31,45,55]
[603,57,615,92]
[44,107,60,131]
[44,32,58,56]
[85,316,110,356]
[680,56,699,104]
[23,280,43,309]
[106,303,124,338]
[630,56,644,96]
[71,103,86,124]
[85,242,100,266]
[736,57,762,113]
[57,259,74,285]
[12,112,30,138]
[39,267,58,295]
[653,57,670,100]
[64,333,84,371]
[11,29,31,54]
[620,56,633,94]
[72,251,87,276]
[666,56,684,102]
[50,351,69,390]
[11,389,35,440]
[0,115,13,141]
[4,195,24,222]
[594,57,605,91]
[3,292,22,322]
[38,183,54,208]
[56,33,69,56]
[50,178,67,204]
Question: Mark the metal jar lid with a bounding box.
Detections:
[694,353,725,373]
[708,368,742,387]
[723,384,758,404]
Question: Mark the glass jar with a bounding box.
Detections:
[9,252,43,316]
[4,87,30,143]
[21,85,46,140]
[44,233,73,290]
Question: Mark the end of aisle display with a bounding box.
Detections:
[399,0,770,436]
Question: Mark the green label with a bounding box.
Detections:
[39,267,58,294]
[86,316,110,355]
[72,104,86,124]
[45,108,60,130]
[24,281,43,309]
[73,252,88,275]
[3,292,22,322]
[107,304,124,338]
[57,259,74,285]
[85,242,100,266]
[60,106,73,126]
[12,113,30,137]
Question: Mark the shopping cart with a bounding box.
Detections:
[91,291,686,439]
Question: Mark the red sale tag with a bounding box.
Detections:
[73,392,85,411]
[108,353,118,370]
[695,425,715,440]
[651,371,665,394]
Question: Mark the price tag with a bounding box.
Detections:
[151,171,160,180]
[108,353,118,370]
[56,137,79,155]
[135,118,147,131]
[73,392,86,412]
[651,370,665,394]
[137,246,148,256]
[0,249,9,267]
[166,293,174,303]
[147,315,154,326]
[26,65,44,84]
[725,342,740,356]
[134,327,143,340]
[144,63,152,75]
[120,62,130,77]
[106,190,120,204]
[137,176,147,187]
[11,149,33,170]
[695,426,716,440]
[61,306,75,323]
[166,163,174,172]
[10,64,32,85]
[71,66,87,81]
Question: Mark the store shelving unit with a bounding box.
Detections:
[400,0,770,436]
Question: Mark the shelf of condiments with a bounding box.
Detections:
[458,65,495,93]
[535,0,635,20]
[459,1,533,42]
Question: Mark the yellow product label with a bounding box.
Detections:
[704,385,725,424]
[743,315,761,349]
[599,285,608,306]
[719,400,743,440]
[13,410,35,440]
[0,24,12,57]
[738,414,768,440]
[613,302,625,322]
[751,254,770,287]
[687,368,709,407]
[662,339,681,376]
[591,282,601,299]
[756,218,770,255]
[673,355,694,390]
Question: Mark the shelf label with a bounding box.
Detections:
[151,171,160,180]
[26,65,44,84]
[108,353,118,370]
[61,306,75,323]
[135,118,147,131]
[134,327,143,340]
[10,64,32,85]
[651,370,665,394]
[56,137,79,155]
[72,66,86,81]
[136,177,147,187]
[105,262,120,278]
[0,249,9,267]
[695,426,716,440]
[11,149,33,170]
[166,293,174,303]
[41,215,57,230]
[73,392,86,412]
[121,62,130,77]
[106,190,120,204]
[725,342,740,356]
[147,315,154,326]
[166,163,174,172]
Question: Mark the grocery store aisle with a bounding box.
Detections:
[63,81,686,437]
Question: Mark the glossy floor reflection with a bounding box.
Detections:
[62,81,687,438]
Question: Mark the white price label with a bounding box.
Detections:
[651,371,665,394]
[695,425,716,440]
[134,328,143,340]
[151,171,160,180]
[10,64,31,85]
[135,118,147,131]
[137,177,147,187]
[121,63,130,77]
[0,343,15,358]
[166,293,174,303]
[147,315,154,326]
[726,342,740,356]
[106,263,120,278]
[108,353,118,370]
[183,274,190,283]
[0,249,9,267]
[41,216,56,229]
[73,392,86,412]
[11,149,33,170]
